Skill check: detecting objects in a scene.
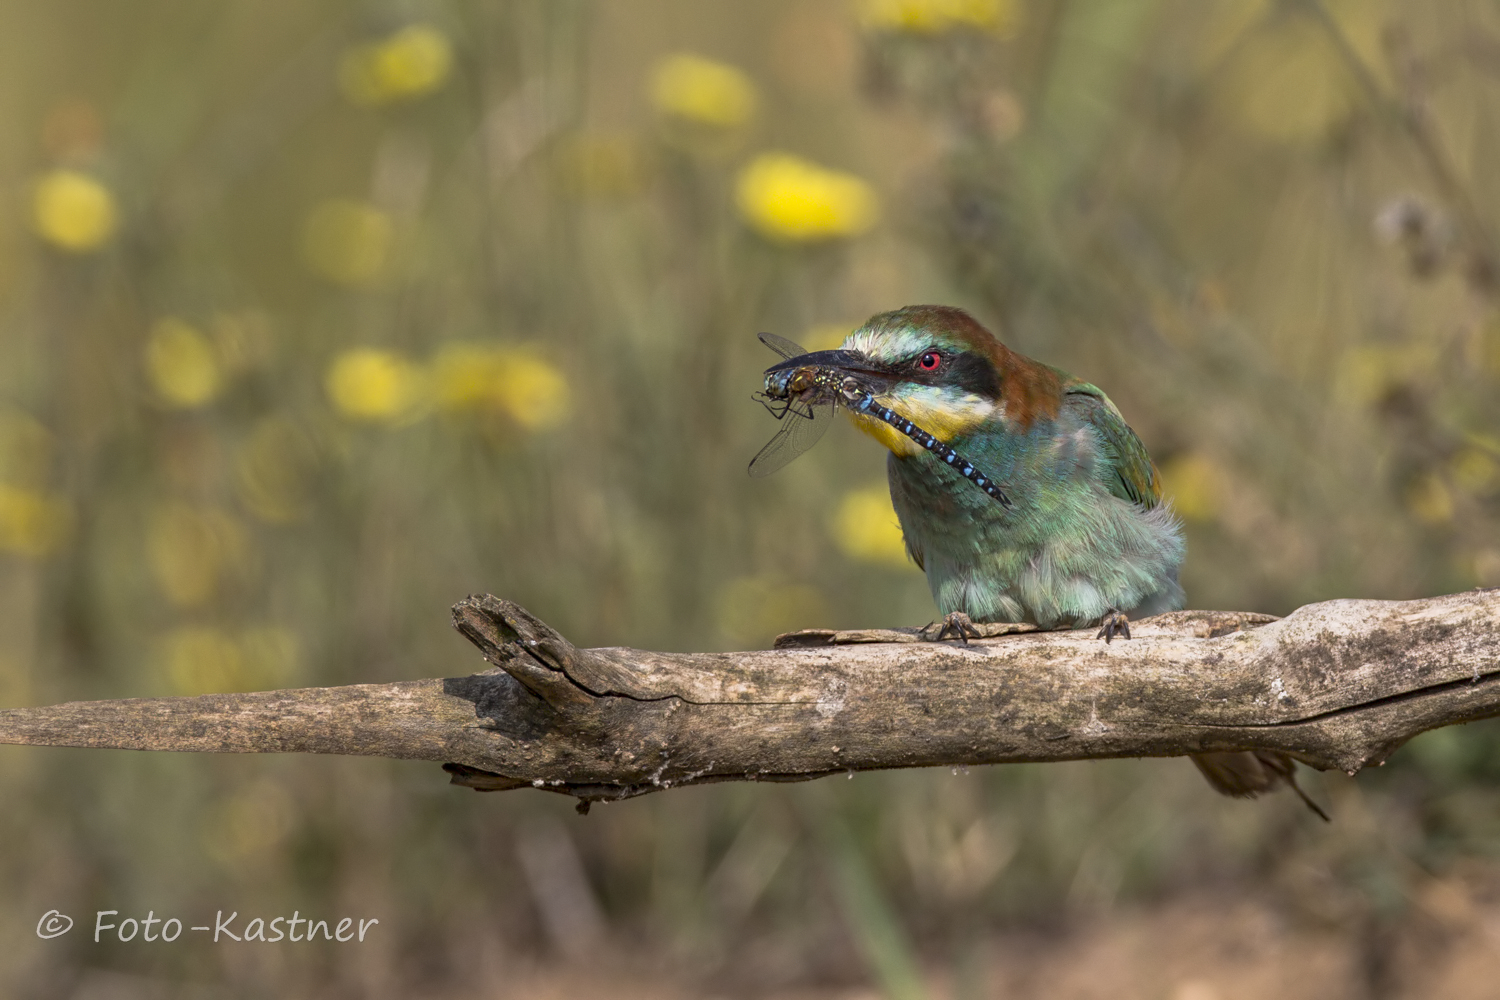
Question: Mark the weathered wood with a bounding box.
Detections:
[1,591,1498,810]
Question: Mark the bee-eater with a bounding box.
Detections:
[773,304,1322,814]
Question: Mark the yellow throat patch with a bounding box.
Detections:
[847,389,997,458]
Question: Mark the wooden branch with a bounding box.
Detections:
[2,591,1498,811]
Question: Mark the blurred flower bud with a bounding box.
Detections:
[832,484,912,567]
[164,625,293,696]
[734,153,879,243]
[0,410,54,488]
[431,342,571,430]
[650,53,759,128]
[860,0,1018,35]
[1159,453,1225,524]
[302,199,393,286]
[0,484,70,557]
[494,351,571,430]
[148,503,249,607]
[146,318,223,409]
[236,416,318,524]
[32,169,118,252]
[1221,21,1355,142]
[1452,446,1500,498]
[325,348,424,422]
[1405,472,1454,526]
[340,24,453,107]
[715,575,830,646]
[165,626,244,694]
[1334,344,1438,408]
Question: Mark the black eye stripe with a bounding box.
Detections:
[896,350,1000,398]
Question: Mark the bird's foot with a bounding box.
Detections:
[921,611,983,646]
[1095,609,1131,643]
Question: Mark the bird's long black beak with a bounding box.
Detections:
[763,349,888,383]
[764,348,864,374]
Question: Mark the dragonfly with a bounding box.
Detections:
[747,332,1011,506]
[747,333,841,478]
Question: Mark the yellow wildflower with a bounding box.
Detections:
[165,625,298,697]
[32,169,118,253]
[1452,448,1500,497]
[146,318,223,409]
[0,409,53,488]
[1333,344,1437,408]
[340,24,453,107]
[495,352,571,430]
[735,153,879,243]
[1465,431,1500,460]
[325,348,424,422]
[302,199,393,286]
[238,626,299,689]
[1406,473,1453,526]
[148,503,249,607]
[1219,17,1356,143]
[715,575,830,646]
[0,484,70,557]
[650,53,758,128]
[432,342,571,430]
[431,342,499,410]
[832,485,912,568]
[166,626,242,694]
[1159,453,1223,523]
[860,0,1018,35]
[236,416,317,524]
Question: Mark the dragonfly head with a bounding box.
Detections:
[762,349,891,404]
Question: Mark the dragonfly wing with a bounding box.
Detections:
[748,401,834,478]
[758,332,808,361]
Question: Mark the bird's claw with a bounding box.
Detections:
[1095,610,1131,643]
[922,611,983,646]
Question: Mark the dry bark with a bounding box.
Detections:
[1,590,1498,811]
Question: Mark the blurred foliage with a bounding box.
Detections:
[2,0,1500,997]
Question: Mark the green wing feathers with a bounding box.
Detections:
[1066,382,1162,509]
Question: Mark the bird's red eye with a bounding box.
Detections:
[918,351,941,371]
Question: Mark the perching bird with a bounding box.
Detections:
[780,304,1323,815]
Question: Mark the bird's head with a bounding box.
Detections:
[765,306,1061,458]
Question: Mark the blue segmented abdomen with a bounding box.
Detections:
[852,396,1011,507]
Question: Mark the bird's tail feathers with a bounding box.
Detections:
[1190,750,1330,822]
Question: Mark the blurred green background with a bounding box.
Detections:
[3,0,1500,997]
